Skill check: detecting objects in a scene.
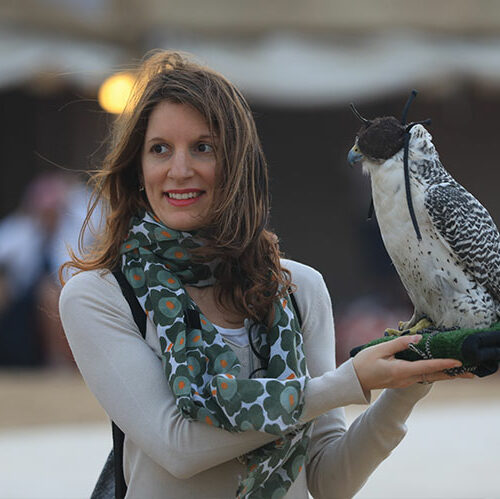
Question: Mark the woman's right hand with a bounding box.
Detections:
[352,334,474,392]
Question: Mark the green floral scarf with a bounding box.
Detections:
[121,211,312,498]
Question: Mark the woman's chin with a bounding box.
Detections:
[155,213,206,232]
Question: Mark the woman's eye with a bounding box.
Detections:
[197,143,214,153]
[151,144,168,154]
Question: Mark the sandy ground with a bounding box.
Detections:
[1,369,499,499]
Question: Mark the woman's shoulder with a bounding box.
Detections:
[280,258,325,289]
[59,268,125,313]
[280,258,332,312]
[61,268,117,292]
[280,259,334,333]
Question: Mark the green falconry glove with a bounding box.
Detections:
[350,322,500,377]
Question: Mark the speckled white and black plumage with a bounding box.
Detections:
[361,124,500,329]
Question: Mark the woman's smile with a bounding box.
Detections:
[164,189,205,207]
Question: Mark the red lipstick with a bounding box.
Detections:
[164,189,204,207]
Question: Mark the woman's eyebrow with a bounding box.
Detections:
[146,136,165,144]
[146,133,216,143]
[194,133,218,141]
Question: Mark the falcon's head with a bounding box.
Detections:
[347,90,431,174]
[348,116,407,172]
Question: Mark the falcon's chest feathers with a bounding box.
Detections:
[349,105,500,330]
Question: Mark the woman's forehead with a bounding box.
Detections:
[145,101,211,138]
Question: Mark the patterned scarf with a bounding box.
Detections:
[121,211,312,498]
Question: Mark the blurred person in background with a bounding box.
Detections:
[59,51,470,499]
[0,172,95,367]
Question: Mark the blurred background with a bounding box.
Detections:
[1,1,499,497]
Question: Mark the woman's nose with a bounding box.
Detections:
[167,149,194,179]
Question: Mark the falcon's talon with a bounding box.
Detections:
[384,328,404,337]
[385,318,434,337]
[404,318,434,334]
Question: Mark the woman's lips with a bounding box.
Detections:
[164,190,204,207]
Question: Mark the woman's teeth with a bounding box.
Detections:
[166,192,202,200]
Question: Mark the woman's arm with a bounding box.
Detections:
[283,260,433,499]
[59,270,277,479]
[306,384,431,499]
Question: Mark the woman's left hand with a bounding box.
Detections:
[352,334,474,392]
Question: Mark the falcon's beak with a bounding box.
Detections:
[347,144,363,167]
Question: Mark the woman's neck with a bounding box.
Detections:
[185,285,245,328]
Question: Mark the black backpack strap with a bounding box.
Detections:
[111,423,127,499]
[289,291,303,328]
[111,268,147,499]
[112,268,147,338]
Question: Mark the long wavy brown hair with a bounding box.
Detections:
[61,50,292,324]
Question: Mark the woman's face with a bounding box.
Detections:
[141,101,217,231]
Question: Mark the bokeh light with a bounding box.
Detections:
[98,72,135,114]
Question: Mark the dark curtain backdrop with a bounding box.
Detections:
[2,84,499,315]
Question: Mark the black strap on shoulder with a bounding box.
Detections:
[289,291,302,328]
[112,268,147,339]
[110,268,147,499]
[184,308,202,329]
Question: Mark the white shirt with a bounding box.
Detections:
[215,324,249,348]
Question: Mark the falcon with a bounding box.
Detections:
[347,91,500,333]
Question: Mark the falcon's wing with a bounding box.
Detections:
[425,181,500,300]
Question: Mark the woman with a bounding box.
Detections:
[59,50,469,498]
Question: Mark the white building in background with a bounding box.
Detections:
[1,0,500,105]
